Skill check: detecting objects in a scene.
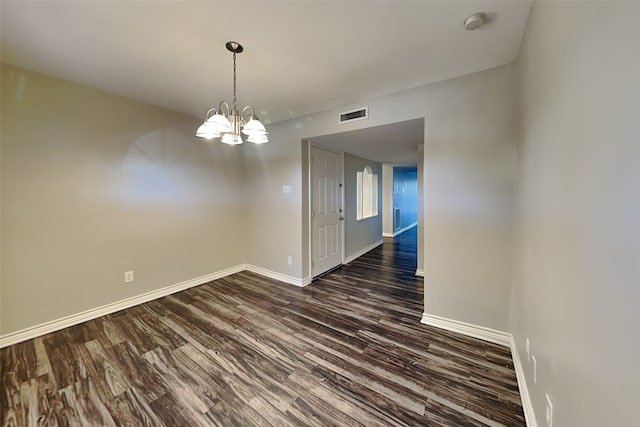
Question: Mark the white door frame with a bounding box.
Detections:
[308,143,345,279]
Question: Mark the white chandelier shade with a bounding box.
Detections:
[247,133,269,144]
[242,115,267,135]
[195,42,268,144]
[221,133,243,145]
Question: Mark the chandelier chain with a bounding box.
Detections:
[232,52,237,112]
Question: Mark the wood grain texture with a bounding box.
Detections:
[1,228,525,426]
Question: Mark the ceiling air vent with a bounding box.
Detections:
[339,107,368,124]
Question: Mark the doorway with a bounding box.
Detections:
[310,146,344,277]
[303,118,425,282]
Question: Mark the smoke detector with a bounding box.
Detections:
[464,12,487,31]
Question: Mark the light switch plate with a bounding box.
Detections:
[282,185,292,194]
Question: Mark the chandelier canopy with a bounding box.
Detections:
[195,42,268,144]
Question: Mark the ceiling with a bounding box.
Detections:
[310,118,425,166]
[1,1,532,165]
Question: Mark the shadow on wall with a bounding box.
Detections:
[118,128,243,204]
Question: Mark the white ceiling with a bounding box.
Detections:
[1,1,532,165]
[311,118,425,166]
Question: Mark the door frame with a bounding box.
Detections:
[308,143,345,279]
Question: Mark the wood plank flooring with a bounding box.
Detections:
[1,228,525,426]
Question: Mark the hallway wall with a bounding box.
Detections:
[344,154,382,259]
[246,64,517,332]
[392,167,418,231]
[382,165,394,236]
[511,2,640,426]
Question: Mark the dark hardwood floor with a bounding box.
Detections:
[1,227,525,426]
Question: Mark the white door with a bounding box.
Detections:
[311,146,343,277]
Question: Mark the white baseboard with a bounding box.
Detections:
[420,314,536,426]
[344,239,384,264]
[0,264,246,349]
[511,337,538,427]
[390,222,418,237]
[245,264,309,288]
[420,312,511,347]
[302,276,312,286]
[382,232,394,237]
[415,269,424,277]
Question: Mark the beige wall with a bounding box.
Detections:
[1,64,246,335]
[417,145,424,274]
[301,140,310,279]
[423,65,516,330]
[243,124,304,278]
[511,2,640,426]
[2,62,517,337]
[382,165,394,236]
[344,153,382,258]
[246,64,516,331]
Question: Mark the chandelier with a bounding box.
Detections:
[195,42,268,144]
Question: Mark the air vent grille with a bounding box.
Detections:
[339,107,368,124]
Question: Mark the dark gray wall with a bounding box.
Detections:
[344,153,382,258]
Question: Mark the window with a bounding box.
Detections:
[357,165,378,220]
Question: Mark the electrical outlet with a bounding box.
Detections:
[124,271,134,283]
[526,338,530,361]
[532,355,537,384]
[287,256,293,266]
[545,393,553,427]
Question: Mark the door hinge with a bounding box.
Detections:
[339,183,343,187]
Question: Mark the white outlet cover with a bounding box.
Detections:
[545,393,553,427]
[282,185,292,194]
[125,271,134,283]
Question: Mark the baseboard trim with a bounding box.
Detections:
[419,314,535,426]
[511,337,538,427]
[388,222,418,237]
[415,269,424,277]
[420,312,511,347]
[344,239,384,264]
[245,264,309,288]
[302,276,313,286]
[382,232,394,237]
[0,264,246,349]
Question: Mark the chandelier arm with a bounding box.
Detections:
[241,105,256,122]
[204,108,217,120]
[218,101,230,116]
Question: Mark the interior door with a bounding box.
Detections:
[311,146,343,277]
